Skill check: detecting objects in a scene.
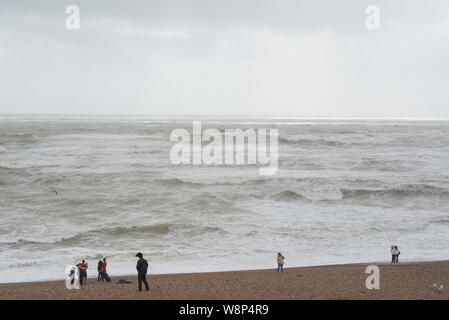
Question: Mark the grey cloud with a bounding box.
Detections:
[0,0,448,116]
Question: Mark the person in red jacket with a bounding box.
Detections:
[79,260,88,285]
[102,258,107,273]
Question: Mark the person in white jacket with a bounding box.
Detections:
[390,245,400,263]
[393,246,400,263]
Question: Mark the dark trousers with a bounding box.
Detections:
[138,272,149,291]
[79,271,87,285]
[98,272,104,282]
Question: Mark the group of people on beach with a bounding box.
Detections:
[97,258,110,282]
[70,248,399,291]
[74,258,109,286]
[276,246,401,274]
[390,245,401,263]
[71,254,150,291]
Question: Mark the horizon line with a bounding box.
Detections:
[1,114,449,121]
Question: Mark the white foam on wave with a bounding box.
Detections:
[1,118,449,282]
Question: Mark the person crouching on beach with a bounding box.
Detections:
[136,252,149,291]
[79,260,88,285]
[277,253,285,272]
[97,260,104,282]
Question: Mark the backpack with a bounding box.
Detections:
[103,272,111,282]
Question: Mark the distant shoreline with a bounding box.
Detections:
[2,114,449,121]
[1,260,448,299]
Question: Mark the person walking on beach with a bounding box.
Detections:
[277,252,285,272]
[102,258,107,274]
[135,252,149,291]
[97,260,104,282]
[79,260,88,285]
[390,245,395,263]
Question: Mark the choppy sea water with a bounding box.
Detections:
[0,115,448,283]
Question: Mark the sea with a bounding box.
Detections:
[0,115,448,283]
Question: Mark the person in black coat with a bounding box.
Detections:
[135,252,149,291]
[97,260,104,282]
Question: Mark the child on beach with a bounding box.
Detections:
[277,253,285,272]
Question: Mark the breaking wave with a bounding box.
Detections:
[278,137,347,147]
[269,184,449,202]
[341,184,449,199]
[0,223,227,246]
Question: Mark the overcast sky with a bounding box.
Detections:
[0,0,448,117]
